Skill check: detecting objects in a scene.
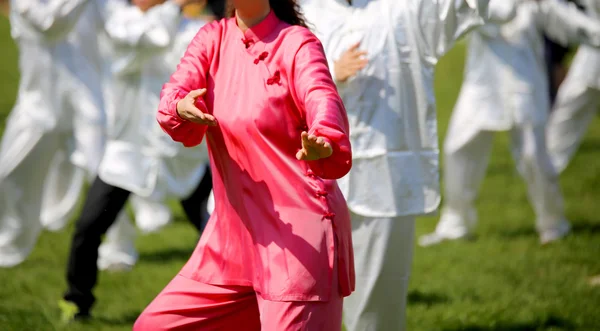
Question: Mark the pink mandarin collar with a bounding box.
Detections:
[234,9,280,42]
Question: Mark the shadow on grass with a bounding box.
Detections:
[570,221,600,235]
[441,315,575,331]
[138,247,194,264]
[497,226,536,239]
[497,220,600,240]
[575,139,600,155]
[407,290,450,306]
[91,311,141,326]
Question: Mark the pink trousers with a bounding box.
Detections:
[134,274,343,331]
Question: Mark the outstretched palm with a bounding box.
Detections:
[296,131,333,161]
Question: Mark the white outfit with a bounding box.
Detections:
[97,0,209,212]
[0,0,98,267]
[420,0,600,247]
[38,1,106,232]
[0,0,159,269]
[546,0,600,172]
[97,2,213,268]
[301,0,498,330]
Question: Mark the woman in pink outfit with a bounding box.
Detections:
[134,0,354,330]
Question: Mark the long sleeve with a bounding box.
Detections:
[533,0,600,48]
[300,1,347,87]
[101,0,182,51]
[292,35,352,180]
[410,0,489,61]
[486,0,517,23]
[582,0,600,18]
[157,22,218,148]
[11,0,89,40]
[477,0,518,39]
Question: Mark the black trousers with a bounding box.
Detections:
[64,166,213,313]
[181,166,213,232]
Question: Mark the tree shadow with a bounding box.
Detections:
[407,290,450,306]
[440,315,575,331]
[138,247,194,264]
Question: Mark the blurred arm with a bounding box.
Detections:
[410,0,491,60]
[486,0,517,23]
[12,0,89,38]
[533,0,600,48]
[101,0,183,50]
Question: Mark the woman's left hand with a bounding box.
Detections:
[296,131,333,161]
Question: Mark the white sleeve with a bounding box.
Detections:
[476,0,518,40]
[533,0,600,48]
[410,0,490,60]
[11,0,90,38]
[300,1,348,86]
[486,0,517,23]
[581,0,600,18]
[101,0,183,50]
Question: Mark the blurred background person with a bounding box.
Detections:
[0,0,173,273]
[59,0,212,321]
[0,0,123,268]
[546,0,600,173]
[301,0,515,330]
[419,0,600,248]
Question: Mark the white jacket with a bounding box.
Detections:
[562,0,600,90]
[301,0,496,218]
[1,0,95,178]
[446,0,600,153]
[97,0,209,200]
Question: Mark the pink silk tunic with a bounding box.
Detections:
[157,10,355,302]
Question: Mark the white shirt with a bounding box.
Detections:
[7,0,92,132]
[302,0,495,217]
[97,0,209,199]
[0,0,98,178]
[562,0,600,90]
[446,0,600,152]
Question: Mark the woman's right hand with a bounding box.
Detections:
[176,89,217,126]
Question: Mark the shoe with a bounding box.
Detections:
[100,261,134,272]
[540,221,571,245]
[418,231,472,247]
[58,299,90,323]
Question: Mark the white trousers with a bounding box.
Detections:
[41,114,174,269]
[435,125,566,239]
[0,127,61,267]
[0,122,162,268]
[343,212,415,331]
[547,78,600,173]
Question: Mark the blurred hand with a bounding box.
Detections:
[334,42,368,82]
[296,131,333,161]
[176,89,217,126]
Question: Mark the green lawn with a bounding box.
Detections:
[0,16,599,331]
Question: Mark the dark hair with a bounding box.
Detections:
[227,0,308,28]
[207,0,227,19]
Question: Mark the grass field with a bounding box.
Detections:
[0,15,599,331]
